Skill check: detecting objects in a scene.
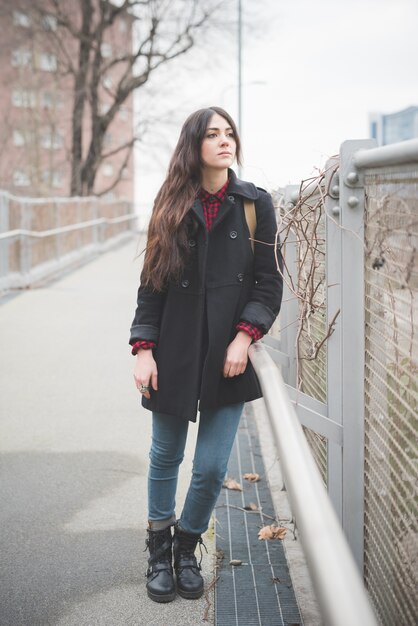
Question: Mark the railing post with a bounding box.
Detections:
[0,192,9,278]
[20,201,31,286]
[337,139,376,573]
[325,156,343,523]
[280,184,300,386]
[55,201,61,263]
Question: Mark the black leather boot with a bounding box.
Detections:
[173,524,206,599]
[145,526,176,603]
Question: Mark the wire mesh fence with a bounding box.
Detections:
[277,180,329,484]
[363,165,418,626]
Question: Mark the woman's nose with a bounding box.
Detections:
[220,135,230,145]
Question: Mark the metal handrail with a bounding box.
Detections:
[0,214,137,241]
[353,137,418,168]
[249,342,379,626]
[0,189,131,204]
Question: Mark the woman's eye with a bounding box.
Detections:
[206,133,217,139]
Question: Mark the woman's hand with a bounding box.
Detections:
[133,350,158,400]
[223,331,252,378]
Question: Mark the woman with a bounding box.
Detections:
[130,106,282,603]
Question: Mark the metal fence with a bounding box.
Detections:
[362,164,417,625]
[0,190,137,291]
[249,343,379,626]
[267,138,418,626]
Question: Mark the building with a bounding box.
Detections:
[0,1,134,200]
[369,106,418,146]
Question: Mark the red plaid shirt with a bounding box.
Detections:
[199,179,229,230]
[131,180,263,355]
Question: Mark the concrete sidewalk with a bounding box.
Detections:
[0,239,215,626]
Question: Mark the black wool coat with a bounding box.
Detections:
[129,170,283,421]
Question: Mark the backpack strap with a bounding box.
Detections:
[243,199,257,253]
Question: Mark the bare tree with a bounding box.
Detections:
[7,0,230,196]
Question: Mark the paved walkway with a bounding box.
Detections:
[0,238,319,626]
[0,239,215,626]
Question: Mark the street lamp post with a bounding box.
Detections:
[238,0,242,176]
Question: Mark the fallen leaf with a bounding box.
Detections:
[223,477,242,491]
[216,549,224,566]
[243,472,261,482]
[258,525,287,541]
[244,502,259,511]
[229,559,242,566]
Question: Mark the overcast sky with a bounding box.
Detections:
[134,0,418,212]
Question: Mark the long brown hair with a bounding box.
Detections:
[141,106,242,291]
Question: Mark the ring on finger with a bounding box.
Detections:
[138,384,150,394]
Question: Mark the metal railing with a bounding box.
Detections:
[0,190,137,290]
[249,343,379,626]
[270,137,418,626]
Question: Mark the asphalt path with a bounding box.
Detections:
[0,238,215,626]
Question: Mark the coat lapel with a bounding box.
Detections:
[227,168,259,200]
[210,194,235,232]
[191,198,205,227]
[210,169,259,233]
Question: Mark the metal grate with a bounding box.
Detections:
[363,166,418,626]
[215,407,302,626]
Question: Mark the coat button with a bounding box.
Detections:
[228,195,235,202]
[188,239,196,248]
[230,230,238,239]
[181,279,190,288]
[237,273,244,282]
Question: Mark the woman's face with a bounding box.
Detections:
[200,113,236,172]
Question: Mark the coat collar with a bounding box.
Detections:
[190,168,259,227]
[226,168,259,200]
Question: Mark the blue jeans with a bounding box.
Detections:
[148,402,244,534]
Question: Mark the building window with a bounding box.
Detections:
[52,171,63,188]
[42,15,57,31]
[39,52,57,72]
[13,170,31,187]
[13,11,31,28]
[12,89,36,108]
[42,92,63,109]
[41,129,64,149]
[101,43,113,58]
[13,130,25,146]
[102,163,114,177]
[13,130,36,146]
[122,167,129,179]
[370,121,377,140]
[11,49,32,68]
[119,19,127,33]
[43,170,63,188]
[55,93,64,109]
[42,92,53,109]
[103,132,112,147]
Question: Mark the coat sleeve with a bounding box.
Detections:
[239,191,283,333]
[129,275,167,345]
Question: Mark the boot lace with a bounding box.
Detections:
[177,535,208,569]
